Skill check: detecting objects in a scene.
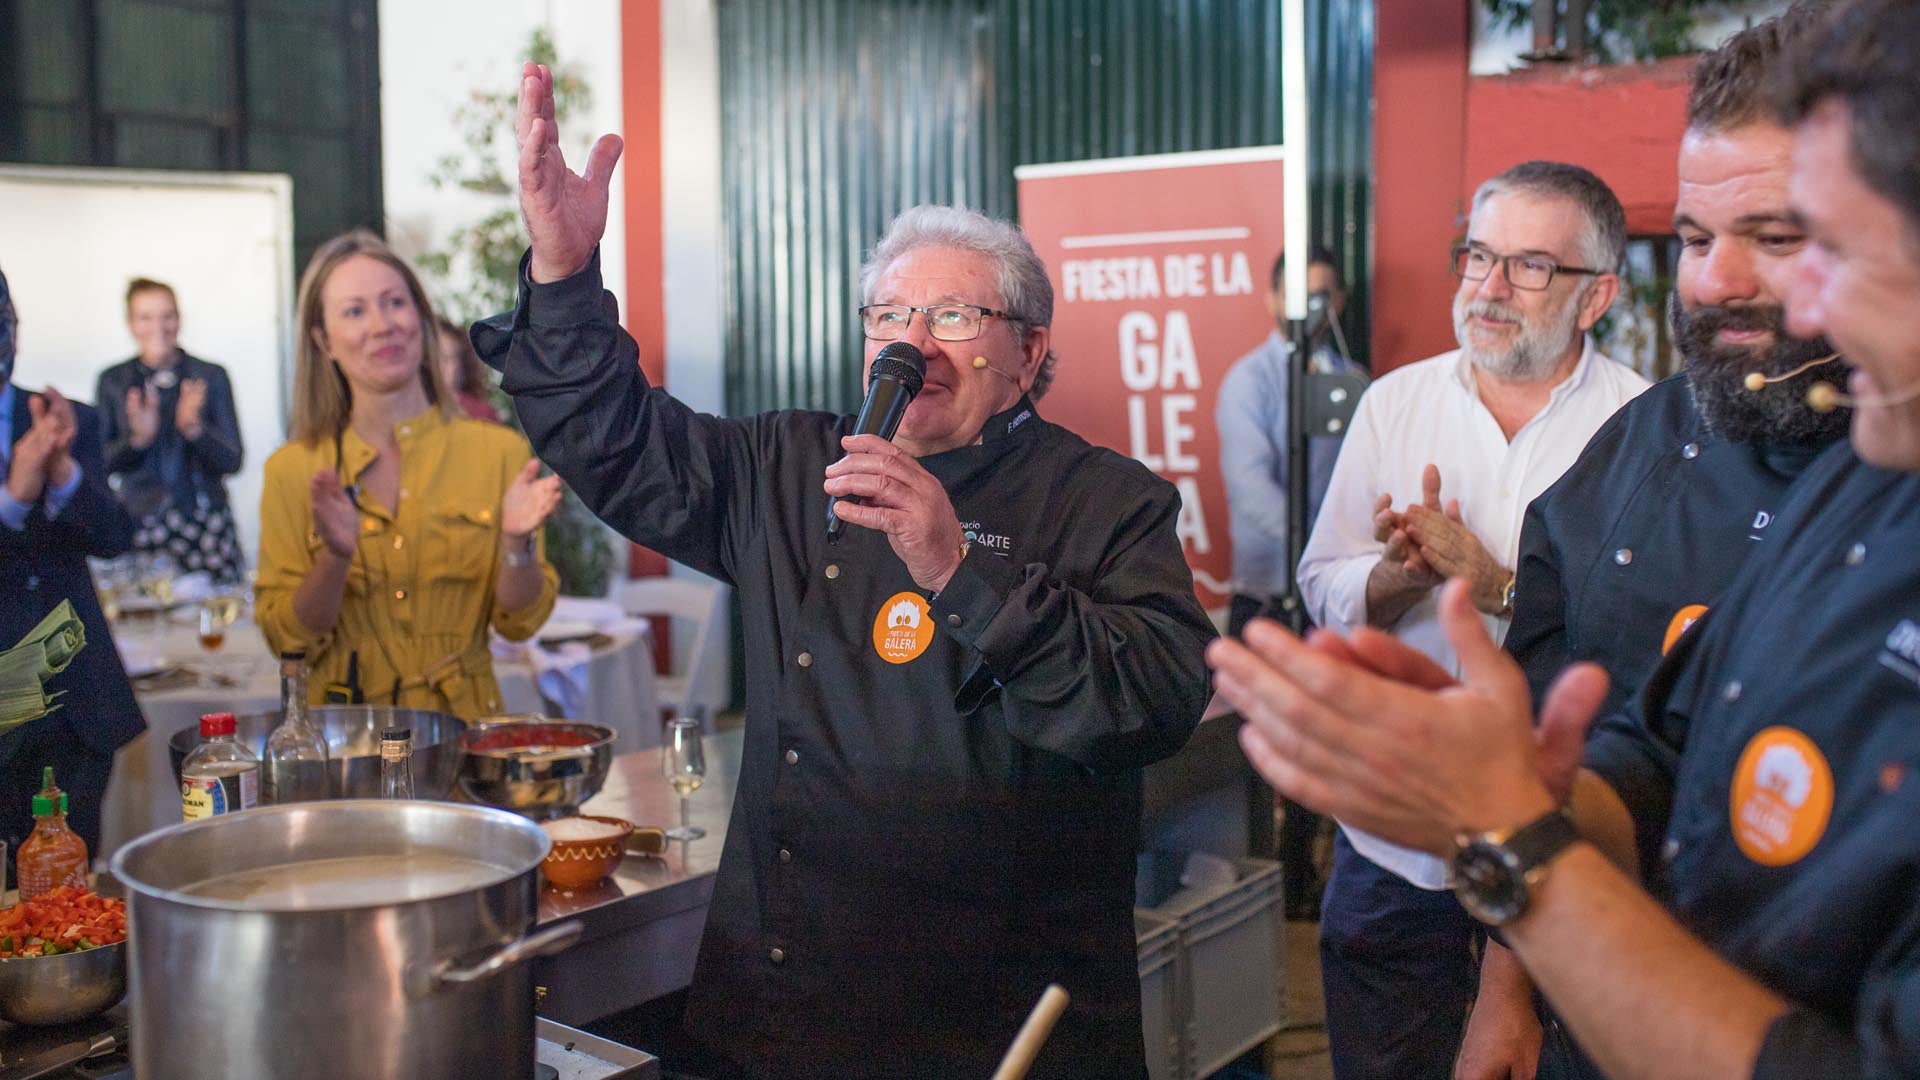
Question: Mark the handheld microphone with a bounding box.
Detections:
[826,341,926,543]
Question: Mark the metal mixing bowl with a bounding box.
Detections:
[166,705,468,799]
[0,942,126,1025]
[457,719,617,820]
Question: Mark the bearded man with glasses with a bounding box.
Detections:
[1293,160,1650,1080]
[483,64,1214,1080]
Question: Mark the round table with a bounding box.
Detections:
[99,613,659,861]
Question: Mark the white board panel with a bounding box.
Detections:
[0,165,294,569]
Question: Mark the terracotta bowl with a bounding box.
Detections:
[540,815,635,890]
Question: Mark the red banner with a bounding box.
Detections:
[1017,147,1286,614]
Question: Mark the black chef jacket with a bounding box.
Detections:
[1584,442,1920,1078]
[475,252,1215,1080]
[1508,374,1833,721]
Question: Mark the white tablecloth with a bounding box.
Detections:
[99,612,658,861]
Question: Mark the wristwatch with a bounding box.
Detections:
[502,532,537,568]
[1497,572,1518,617]
[1450,809,1581,926]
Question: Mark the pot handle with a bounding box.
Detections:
[415,921,584,995]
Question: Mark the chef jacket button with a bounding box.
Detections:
[946,614,961,628]
[825,564,841,580]
[784,748,799,766]
[1681,442,1700,460]
[796,651,813,668]
[778,848,792,864]
[768,947,786,965]
[1662,838,1680,863]
[1846,541,1867,566]
[1723,680,1742,703]
[1613,548,1633,566]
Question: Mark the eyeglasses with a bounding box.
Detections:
[858,303,1015,342]
[1450,244,1605,292]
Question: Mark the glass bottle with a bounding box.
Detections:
[380,728,415,800]
[265,651,331,803]
[16,767,89,899]
[181,712,261,821]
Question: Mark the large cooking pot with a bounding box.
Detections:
[110,800,581,1079]
[166,705,467,799]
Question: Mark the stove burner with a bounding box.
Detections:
[534,1065,560,1080]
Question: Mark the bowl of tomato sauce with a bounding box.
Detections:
[457,718,618,820]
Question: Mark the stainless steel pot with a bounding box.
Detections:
[109,801,581,1079]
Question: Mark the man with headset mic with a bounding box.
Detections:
[1459,9,1853,1077]
[1214,1,1920,1073]
[473,65,1214,1080]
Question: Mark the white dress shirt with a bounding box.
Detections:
[1297,337,1649,887]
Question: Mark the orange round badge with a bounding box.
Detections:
[872,591,935,665]
[1662,604,1710,655]
[1729,727,1833,866]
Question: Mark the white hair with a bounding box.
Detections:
[861,205,1059,398]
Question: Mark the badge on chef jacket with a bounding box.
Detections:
[872,591,935,664]
[1729,726,1834,866]
[1662,604,1710,655]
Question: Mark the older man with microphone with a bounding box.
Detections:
[475,66,1213,1080]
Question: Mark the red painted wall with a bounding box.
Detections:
[1464,57,1693,237]
[1372,0,1474,373]
[621,0,670,582]
[1371,8,1693,373]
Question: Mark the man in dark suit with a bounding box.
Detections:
[0,265,141,862]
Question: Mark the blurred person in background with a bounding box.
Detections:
[1216,242,1365,921]
[254,231,560,716]
[0,264,141,859]
[436,314,502,423]
[95,277,246,582]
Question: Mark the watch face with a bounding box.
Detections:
[1453,841,1528,924]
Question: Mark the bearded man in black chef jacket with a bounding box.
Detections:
[1212,1,1920,1076]
[476,66,1214,1080]
[1460,10,1853,1079]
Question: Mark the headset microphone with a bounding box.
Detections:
[1806,379,1920,414]
[1741,353,1841,392]
[972,356,1020,384]
[1739,352,1920,413]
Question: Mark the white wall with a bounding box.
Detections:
[0,166,294,563]
[658,0,732,708]
[661,0,727,418]
[1472,0,1791,75]
[378,0,626,315]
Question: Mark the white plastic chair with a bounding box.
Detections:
[612,574,727,726]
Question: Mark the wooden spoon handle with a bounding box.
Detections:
[990,984,1070,1080]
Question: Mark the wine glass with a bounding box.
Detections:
[661,718,707,841]
[199,592,239,653]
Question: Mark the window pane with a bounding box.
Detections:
[16,0,86,107]
[112,117,222,169]
[99,0,234,121]
[18,106,90,163]
[248,18,351,130]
